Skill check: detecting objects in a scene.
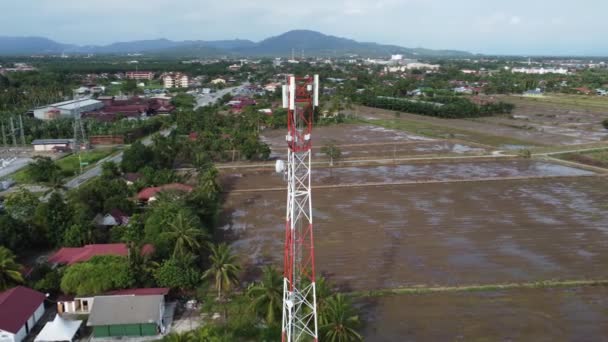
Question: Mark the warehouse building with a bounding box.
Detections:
[33,99,104,120]
[31,139,75,152]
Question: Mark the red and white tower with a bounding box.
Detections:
[279,74,320,342]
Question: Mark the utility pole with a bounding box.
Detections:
[18,115,25,146]
[1,122,6,147]
[9,117,16,147]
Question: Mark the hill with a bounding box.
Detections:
[0,31,472,57]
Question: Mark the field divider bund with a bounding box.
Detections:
[347,279,608,298]
[226,173,604,193]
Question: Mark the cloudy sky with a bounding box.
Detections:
[2,0,606,55]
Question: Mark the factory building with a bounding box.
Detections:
[33,99,104,120]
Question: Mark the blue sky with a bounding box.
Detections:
[2,0,606,55]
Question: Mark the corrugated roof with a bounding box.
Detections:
[0,286,46,334]
[137,183,193,201]
[104,288,169,296]
[87,295,163,326]
[48,243,154,265]
[31,139,74,145]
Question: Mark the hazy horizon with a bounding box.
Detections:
[3,0,607,56]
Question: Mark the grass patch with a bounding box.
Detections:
[7,148,117,184]
[348,279,608,298]
[504,95,608,112]
[554,149,608,169]
[357,118,538,148]
[56,149,117,176]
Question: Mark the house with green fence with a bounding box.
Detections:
[87,294,165,338]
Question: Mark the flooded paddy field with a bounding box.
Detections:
[354,105,604,146]
[220,176,608,290]
[357,286,608,341]
[261,124,487,159]
[220,159,595,191]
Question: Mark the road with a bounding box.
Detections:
[195,83,249,109]
[65,127,173,189]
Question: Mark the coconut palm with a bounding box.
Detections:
[319,294,363,342]
[247,265,283,324]
[0,247,23,291]
[162,210,206,258]
[198,166,221,197]
[201,243,240,300]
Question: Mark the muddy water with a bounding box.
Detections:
[220,177,608,290]
[261,124,434,150]
[221,160,594,191]
[357,286,608,341]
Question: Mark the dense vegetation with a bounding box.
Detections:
[360,95,514,118]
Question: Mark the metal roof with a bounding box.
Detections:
[0,286,46,334]
[35,99,102,110]
[87,295,163,326]
[31,139,74,145]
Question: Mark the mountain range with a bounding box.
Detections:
[0,30,472,57]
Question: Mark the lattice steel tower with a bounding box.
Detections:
[280,75,320,342]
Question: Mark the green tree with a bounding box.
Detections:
[121,141,153,172]
[4,189,39,223]
[162,210,206,258]
[321,140,342,167]
[247,266,282,325]
[121,79,139,94]
[319,294,363,342]
[28,156,62,183]
[202,243,240,300]
[0,247,23,291]
[154,255,200,290]
[35,192,71,246]
[60,255,135,295]
[101,161,121,179]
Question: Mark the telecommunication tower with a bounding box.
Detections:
[278,74,320,342]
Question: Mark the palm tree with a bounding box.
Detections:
[247,266,283,324]
[198,166,221,197]
[162,210,206,258]
[201,243,240,300]
[0,247,23,291]
[319,294,363,342]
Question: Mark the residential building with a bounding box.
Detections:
[93,209,130,228]
[31,139,75,152]
[48,243,154,266]
[523,89,544,97]
[125,71,154,80]
[137,183,193,202]
[87,295,166,337]
[511,67,568,75]
[162,73,189,88]
[210,78,226,85]
[0,286,46,342]
[33,99,104,120]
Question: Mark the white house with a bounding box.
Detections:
[0,286,46,342]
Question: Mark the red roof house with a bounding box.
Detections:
[0,286,46,340]
[137,183,193,202]
[48,243,154,265]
